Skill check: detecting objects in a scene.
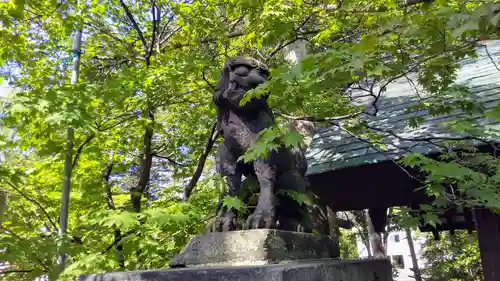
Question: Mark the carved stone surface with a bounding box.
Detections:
[169,229,340,268]
[79,259,393,281]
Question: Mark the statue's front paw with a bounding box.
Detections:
[244,209,275,229]
[208,211,237,232]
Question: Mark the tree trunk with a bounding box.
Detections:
[366,209,386,259]
[0,190,7,227]
[365,232,372,258]
[284,40,308,64]
[405,228,423,281]
[114,229,125,268]
[342,247,350,259]
[327,205,340,245]
[449,232,458,258]
[287,119,316,152]
[103,163,125,269]
[56,24,83,277]
[383,207,393,254]
[130,110,154,213]
[184,122,218,200]
[353,210,372,258]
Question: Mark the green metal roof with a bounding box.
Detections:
[306,41,500,176]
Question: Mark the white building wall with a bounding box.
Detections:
[356,237,370,258]
[356,230,427,270]
[284,40,307,64]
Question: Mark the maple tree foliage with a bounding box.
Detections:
[420,230,482,281]
[0,0,499,280]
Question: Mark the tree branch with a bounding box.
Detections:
[278,111,362,122]
[362,121,493,144]
[267,37,305,59]
[130,110,154,213]
[2,228,51,272]
[167,30,245,50]
[265,10,319,59]
[153,153,184,166]
[72,134,95,169]
[158,13,176,44]
[146,0,158,65]
[329,122,424,184]
[101,229,135,254]
[229,15,245,33]
[83,22,132,53]
[324,0,433,13]
[0,269,37,274]
[119,0,148,51]
[168,28,319,52]
[158,26,182,48]
[184,122,219,200]
[202,69,215,90]
[4,181,59,231]
[98,113,138,132]
[103,163,115,210]
[163,0,433,52]
[101,162,125,268]
[483,44,500,72]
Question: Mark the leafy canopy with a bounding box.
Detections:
[0,0,499,280]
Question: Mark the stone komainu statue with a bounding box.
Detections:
[211,56,313,232]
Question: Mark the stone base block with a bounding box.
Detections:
[78,259,393,281]
[169,229,340,267]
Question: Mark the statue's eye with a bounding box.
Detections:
[258,67,269,77]
[234,66,250,76]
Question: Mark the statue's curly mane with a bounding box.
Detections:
[213,60,232,107]
[213,57,271,134]
[213,57,269,106]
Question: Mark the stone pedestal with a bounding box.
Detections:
[170,229,340,267]
[78,230,393,281]
[79,259,393,281]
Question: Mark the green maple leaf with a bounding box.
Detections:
[452,20,479,38]
[102,212,139,230]
[422,212,440,228]
[222,196,246,212]
[282,130,303,148]
[277,190,311,206]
